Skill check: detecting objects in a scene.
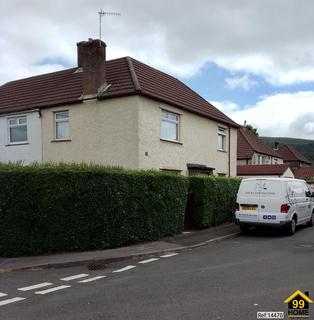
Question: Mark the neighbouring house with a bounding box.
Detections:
[0,39,239,176]
[293,167,314,192]
[237,164,295,178]
[237,127,283,166]
[277,144,312,169]
[294,167,314,180]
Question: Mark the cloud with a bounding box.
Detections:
[2,0,314,86]
[212,100,241,114]
[225,75,257,91]
[216,56,314,86]
[215,91,314,139]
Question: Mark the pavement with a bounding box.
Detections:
[1,222,314,320]
[0,223,239,273]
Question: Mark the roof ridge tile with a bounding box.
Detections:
[126,57,141,92]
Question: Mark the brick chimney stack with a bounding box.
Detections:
[77,38,107,96]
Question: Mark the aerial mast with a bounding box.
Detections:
[98,9,121,41]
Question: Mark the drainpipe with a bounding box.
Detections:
[228,127,231,177]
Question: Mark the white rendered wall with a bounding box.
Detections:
[0,111,42,164]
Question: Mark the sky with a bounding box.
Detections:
[1,0,314,139]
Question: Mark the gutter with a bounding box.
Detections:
[0,108,41,117]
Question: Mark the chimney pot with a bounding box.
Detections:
[273,141,280,151]
[77,38,107,96]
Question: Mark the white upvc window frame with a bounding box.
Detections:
[7,115,28,145]
[259,155,267,165]
[160,109,180,142]
[54,110,70,140]
[217,126,226,151]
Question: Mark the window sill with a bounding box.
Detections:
[51,139,72,143]
[160,138,183,145]
[217,149,227,153]
[5,142,29,147]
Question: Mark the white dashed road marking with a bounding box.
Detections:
[18,282,53,291]
[78,276,107,283]
[138,258,160,264]
[60,274,89,281]
[35,285,71,295]
[0,293,8,298]
[112,265,136,273]
[160,253,179,258]
[0,297,26,307]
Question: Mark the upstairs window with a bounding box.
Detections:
[161,110,180,142]
[217,127,226,151]
[259,155,267,164]
[8,116,28,143]
[55,111,69,140]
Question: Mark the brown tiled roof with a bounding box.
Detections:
[237,164,290,176]
[293,167,314,179]
[237,128,282,159]
[278,145,311,165]
[0,68,83,115]
[0,57,239,127]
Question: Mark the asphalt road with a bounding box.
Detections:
[1,225,314,320]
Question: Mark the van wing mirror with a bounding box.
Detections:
[305,191,311,197]
[311,192,314,198]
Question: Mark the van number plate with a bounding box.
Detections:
[263,215,276,220]
[241,206,256,211]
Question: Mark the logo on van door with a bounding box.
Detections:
[263,215,276,220]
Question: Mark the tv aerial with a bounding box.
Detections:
[98,9,121,41]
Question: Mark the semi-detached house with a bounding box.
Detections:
[0,39,239,176]
[237,127,283,166]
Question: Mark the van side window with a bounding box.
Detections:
[288,182,303,197]
[303,183,311,196]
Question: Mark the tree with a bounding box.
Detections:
[244,122,259,137]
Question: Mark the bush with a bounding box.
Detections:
[0,163,188,257]
[187,176,241,229]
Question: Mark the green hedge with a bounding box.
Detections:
[0,164,188,257]
[187,176,241,229]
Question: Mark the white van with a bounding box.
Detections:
[235,178,314,235]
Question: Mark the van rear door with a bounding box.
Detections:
[258,180,282,224]
[237,180,260,223]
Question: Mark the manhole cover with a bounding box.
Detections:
[88,263,107,271]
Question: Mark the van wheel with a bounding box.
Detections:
[287,218,296,236]
[240,225,250,234]
[307,214,313,227]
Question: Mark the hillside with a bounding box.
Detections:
[260,137,314,164]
